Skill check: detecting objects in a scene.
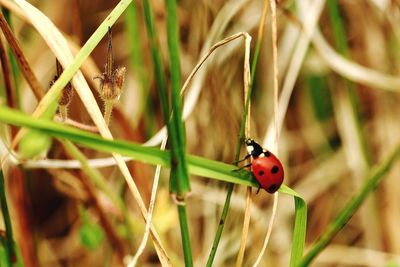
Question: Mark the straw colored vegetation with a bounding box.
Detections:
[0,0,400,266]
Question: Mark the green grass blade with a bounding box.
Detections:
[0,238,11,267]
[165,0,192,263]
[0,105,256,186]
[299,144,400,266]
[279,186,307,266]
[165,0,190,195]
[143,0,170,124]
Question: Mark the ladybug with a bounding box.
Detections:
[237,138,284,193]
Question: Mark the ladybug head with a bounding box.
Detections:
[245,138,263,158]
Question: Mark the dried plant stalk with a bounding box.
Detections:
[0,12,44,100]
[0,34,16,109]
[252,0,280,265]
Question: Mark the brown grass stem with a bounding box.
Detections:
[0,12,44,100]
[0,33,16,108]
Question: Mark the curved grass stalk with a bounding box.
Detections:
[235,28,252,267]
[235,187,252,267]
[252,192,279,266]
[312,30,400,92]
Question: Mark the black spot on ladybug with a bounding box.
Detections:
[267,184,277,193]
[264,151,271,157]
[271,166,279,174]
[258,170,265,176]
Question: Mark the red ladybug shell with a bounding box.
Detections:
[251,152,284,193]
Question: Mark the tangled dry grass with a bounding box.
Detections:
[1,0,400,266]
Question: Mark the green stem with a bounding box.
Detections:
[206,184,233,267]
[177,205,193,267]
[165,0,192,265]
[299,143,400,266]
[0,171,15,266]
[143,0,170,123]
[165,0,190,195]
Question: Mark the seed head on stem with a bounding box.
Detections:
[94,27,126,126]
[53,59,74,121]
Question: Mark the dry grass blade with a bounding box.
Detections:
[252,192,279,267]
[127,136,168,267]
[270,0,279,152]
[252,1,280,265]
[0,32,16,108]
[263,0,326,148]
[312,30,400,92]
[181,32,252,96]
[54,116,99,133]
[235,30,252,267]
[12,0,170,264]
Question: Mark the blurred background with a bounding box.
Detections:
[1,0,400,266]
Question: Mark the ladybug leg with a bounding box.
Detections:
[232,154,251,165]
[233,163,252,172]
[256,186,261,194]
